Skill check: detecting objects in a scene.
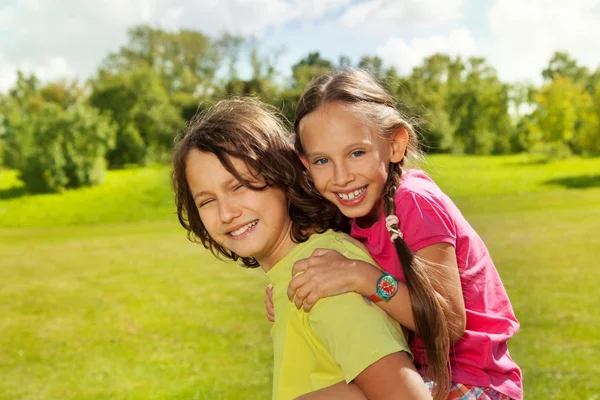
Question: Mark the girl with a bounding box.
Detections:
[172,97,431,400]
[277,69,522,400]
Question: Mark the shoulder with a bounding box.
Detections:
[308,291,403,341]
[395,170,456,215]
[308,230,376,264]
[308,291,410,382]
[320,231,375,265]
[393,170,459,249]
[395,170,444,201]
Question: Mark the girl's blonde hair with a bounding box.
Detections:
[295,69,451,400]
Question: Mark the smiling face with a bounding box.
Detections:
[185,148,295,271]
[298,103,406,226]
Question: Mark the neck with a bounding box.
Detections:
[256,223,298,273]
[355,200,383,228]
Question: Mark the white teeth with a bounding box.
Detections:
[230,221,258,236]
[337,187,365,201]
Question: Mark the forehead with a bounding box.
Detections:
[185,149,251,187]
[299,103,380,148]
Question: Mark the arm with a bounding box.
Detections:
[353,352,431,400]
[295,382,367,400]
[414,243,466,341]
[288,243,466,341]
[297,353,431,400]
[357,243,465,341]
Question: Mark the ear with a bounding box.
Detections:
[299,154,311,171]
[389,127,409,163]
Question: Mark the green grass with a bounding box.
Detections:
[0,166,174,227]
[1,154,599,399]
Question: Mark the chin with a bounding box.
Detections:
[338,207,368,219]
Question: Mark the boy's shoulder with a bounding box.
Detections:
[273,231,372,277]
[305,230,376,265]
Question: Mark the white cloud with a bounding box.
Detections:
[376,28,477,74]
[489,0,600,83]
[0,0,350,92]
[339,0,464,33]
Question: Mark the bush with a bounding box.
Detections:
[19,103,116,193]
[529,141,572,160]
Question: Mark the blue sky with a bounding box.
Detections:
[1,0,599,92]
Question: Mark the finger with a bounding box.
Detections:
[311,248,332,257]
[265,284,273,295]
[288,272,311,300]
[302,291,322,312]
[267,302,275,321]
[294,284,313,309]
[292,258,311,276]
[266,284,273,303]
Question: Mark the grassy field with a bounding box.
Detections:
[1,154,599,399]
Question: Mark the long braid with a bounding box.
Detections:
[383,164,451,400]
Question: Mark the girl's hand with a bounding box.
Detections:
[287,248,381,312]
[265,284,275,322]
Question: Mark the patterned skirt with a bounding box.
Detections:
[423,378,512,400]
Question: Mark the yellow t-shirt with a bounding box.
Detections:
[266,230,410,400]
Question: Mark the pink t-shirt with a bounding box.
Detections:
[351,170,523,400]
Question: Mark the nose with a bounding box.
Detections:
[332,162,354,186]
[218,197,242,223]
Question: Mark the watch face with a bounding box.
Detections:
[378,275,398,298]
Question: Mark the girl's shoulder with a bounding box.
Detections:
[396,169,447,204]
[395,169,463,225]
[394,170,461,250]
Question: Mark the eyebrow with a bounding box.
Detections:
[306,140,372,159]
[192,177,237,200]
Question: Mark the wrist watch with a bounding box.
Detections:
[367,273,399,303]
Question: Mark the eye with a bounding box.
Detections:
[198,199,214,208]
[313,158,329,165]
[351,150,365,158]
[233,183,244,191]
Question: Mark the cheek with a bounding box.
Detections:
[198,209,218,235]
[363,154,389,177]
[309,171,328,189]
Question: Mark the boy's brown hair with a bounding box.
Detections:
[172,97,347,267]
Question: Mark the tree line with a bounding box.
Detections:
[1,25,599,193]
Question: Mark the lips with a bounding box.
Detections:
[335,186,366,201]
[228,220,258,237]
[332,186,369,208]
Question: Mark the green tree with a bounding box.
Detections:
[542,51,589,85]
[99,25,224,96]
[223,45,283,102]
[393,54,456,153]
[1,72,43,170]
[526,76,596,157]
[291,52,334,89]
[338,55,352,70]
[449,57,513,154]
[358,56,384,79]
[578,83,600,155]
[90,66,183,168]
